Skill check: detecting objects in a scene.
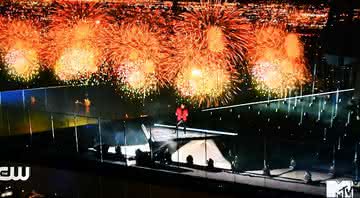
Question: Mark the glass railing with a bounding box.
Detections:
[0,86,359,194]
[197,89,358,180]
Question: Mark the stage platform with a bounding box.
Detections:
[150,127,217,142]
[150,124,236,142]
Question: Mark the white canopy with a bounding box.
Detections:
[171,139,231,170]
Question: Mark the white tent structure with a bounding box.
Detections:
[171,139,232,170]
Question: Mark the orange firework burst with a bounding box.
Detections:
[44,21,103,81]
[172,6,247,106]
[249,25,309,96]
[0,18,41,81]
[43,1,107,81]
[174,44,238,107]
[105,22,171,96]
[175,62,237,107]
[175,6,250,67]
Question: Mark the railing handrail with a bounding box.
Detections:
[202,88,355,112]
[0,85,70,93]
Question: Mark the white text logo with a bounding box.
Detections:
[326,180,353,198]
[0,166,30,181]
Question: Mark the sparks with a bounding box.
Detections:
[0,18,41,81]
[174,49,238,107]
[43,1,107,81]
[105,22,171,96]
[175,6,250,67]
[171,6,248,106]
[249,25,309,96]
[54,46,99,81]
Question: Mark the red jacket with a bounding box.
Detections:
[176,107,188,122]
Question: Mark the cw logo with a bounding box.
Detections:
[0,166,31,181]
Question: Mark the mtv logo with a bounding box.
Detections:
[326,180,353,198]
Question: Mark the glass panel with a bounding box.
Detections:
[51,112,78,155]
[0,89,24,108]
[98,118,127,164]
[76,114,98,155]
[24,88,47,111]
[5,107,31,149]
[0,103,7,135]
[29,109,53,150]
[46,86,75,114]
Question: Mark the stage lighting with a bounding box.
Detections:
[165,153,172,164]
[329,164,336,177]
[304,171,312,184]
[186,155,194,166]
[94,144,109,158]
[114,145,125,160]
[207,158,214,170]
[289,158,296,170]
[263,165,271,176]
[135,149,152,166]
[115,145,121,154]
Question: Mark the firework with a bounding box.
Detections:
[174,46,238,107]
[105,22,171,96]
[0,18,41,81]
[44,21,104,81]
[43,1,107,81]
[175,64,236,107]
[51,1,107,24]
[175,6,250,67]
[171,6,247,106]
[251,59,307,96]
[249,26,309,96]
[54,44,99,81]
[116,60,158,96]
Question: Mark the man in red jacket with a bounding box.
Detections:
[175,104,188,134]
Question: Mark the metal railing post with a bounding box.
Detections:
[98,117,103,162]
[28,109,33,146]
[74,114,79,153]
[51,113,55,142]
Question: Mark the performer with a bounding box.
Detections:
[75,93,91,114]
[30,96,36,106]
[175,104,188,134]
[84,98,91,114]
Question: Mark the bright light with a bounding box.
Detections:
[191,68,202,77]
